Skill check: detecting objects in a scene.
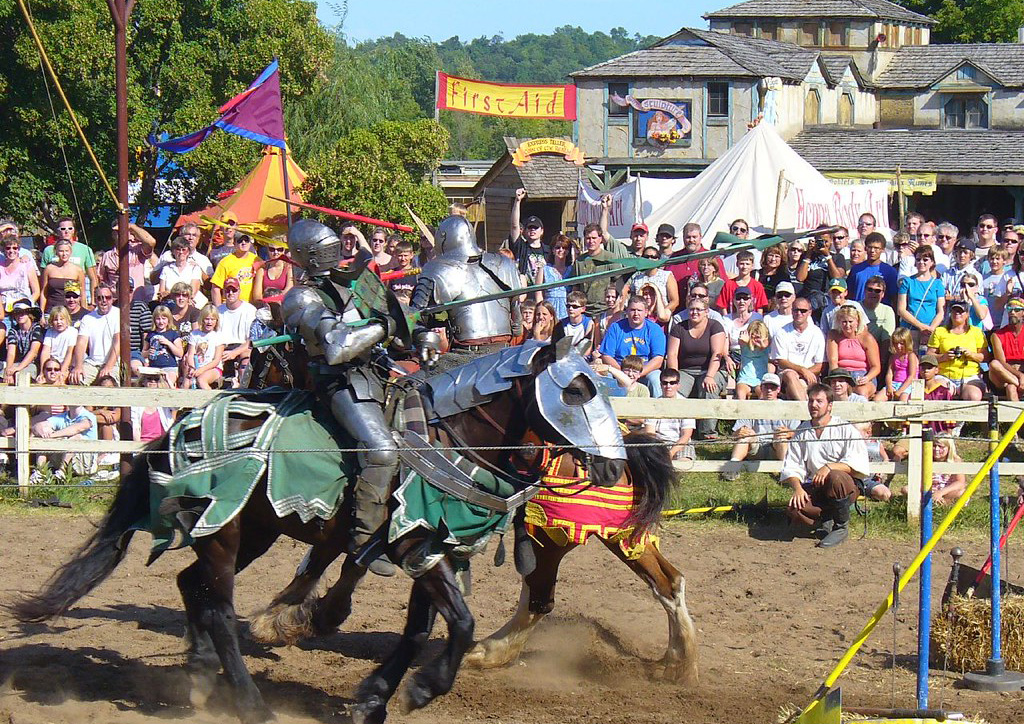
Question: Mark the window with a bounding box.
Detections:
[804,88,821,125]
[839,93,854,126]
[944,96,988,129]
[733,22,753,36]
[759,22,778,41]
[707,82,729,117]
[826,22,847,46]
[607,83,628,118]
[956,65,977,82]
[801,22,819,45]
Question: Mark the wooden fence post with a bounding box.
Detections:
[15,371,30,497]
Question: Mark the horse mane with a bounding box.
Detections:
[622,430,677,539]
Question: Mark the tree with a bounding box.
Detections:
[302,119,450,231]
[896,0,1024,43]
[0,0,331,239]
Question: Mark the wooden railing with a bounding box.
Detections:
[3,379,1022,519]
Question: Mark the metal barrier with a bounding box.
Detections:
[4,384,1024,518]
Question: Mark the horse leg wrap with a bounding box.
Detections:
[513,507,536,577]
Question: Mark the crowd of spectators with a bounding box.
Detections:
[5,198,1024,523]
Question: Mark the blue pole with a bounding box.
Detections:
[989,397,1003,670]
[917,428,933,708]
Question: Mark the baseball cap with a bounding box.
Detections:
[775,281,796,296]
[631,222,649,234]
[760,372,781,387]
[656,223,676,238]
[829,278,848,292]
[1006,296,1024,311]
[920,353,939,367]
[1002,217,1018,228]
[949,299,968,311]
[734,286,752,298]
[955,239,976,251]
[63,280,82,295]
[222,277,241,291]
[221,211,239,225]
[825,367,856,384]
[524,215,543,229]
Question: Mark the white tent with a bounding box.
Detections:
[640,122,890,244]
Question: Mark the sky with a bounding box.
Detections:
[316,1,726,44]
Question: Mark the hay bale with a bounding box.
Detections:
[931,594,1024,672]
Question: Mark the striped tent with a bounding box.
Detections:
[175,145,306,237]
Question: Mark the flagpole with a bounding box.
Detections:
[281,143,293,229]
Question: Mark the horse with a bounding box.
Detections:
[463,436,698,684]
[251,429,699,687]
[9,336,627,724]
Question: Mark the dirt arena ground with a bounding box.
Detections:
[1,511,1022,724]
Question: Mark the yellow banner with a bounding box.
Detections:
[511,138,585,166]
[436,72,577,120]
[825,171,937,196]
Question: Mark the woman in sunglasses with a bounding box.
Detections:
[624,244,679,314]
[0,234,40,309]
[534,233,575,319]
[897,245,945,350]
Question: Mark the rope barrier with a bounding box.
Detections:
[15,0,122,210]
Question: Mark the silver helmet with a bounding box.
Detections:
[287,219,341,276]
[437,215,483,261]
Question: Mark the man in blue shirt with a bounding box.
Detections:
[849,232,898,306]
[599,294,666,396]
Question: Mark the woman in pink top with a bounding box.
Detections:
[0,236,40,308]
[130,372,175,442]
[826,304,880,398]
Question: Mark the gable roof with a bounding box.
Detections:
[874,44,1024,89]
[788,128,1024,173]
[572,28,817,82]
[820,54,870,87]
[704,0,934,25]
[472,137,579,200]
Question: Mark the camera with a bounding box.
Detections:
[951,346,965,359]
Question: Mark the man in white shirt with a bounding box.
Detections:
[781,384,869,548]
[216,276,256,386]
[770,297,826,400]
[69,283,120,385]
[644,368,696,461]
[764,281,795,335]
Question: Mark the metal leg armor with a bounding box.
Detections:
[329,388,399,551]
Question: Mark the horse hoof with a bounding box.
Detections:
[658,658,698,686]
[249,603,313,646]
[463,639,517,669]
[398,677,433,714]
[350,698,387,724]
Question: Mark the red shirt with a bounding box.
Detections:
[994,325,1024,363]
[716,276,769,313]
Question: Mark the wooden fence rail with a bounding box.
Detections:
[3,383,1023,518]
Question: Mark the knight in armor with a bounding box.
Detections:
[281,219,407,576]
[411,215,522,371]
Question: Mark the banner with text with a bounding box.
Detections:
[436,72,577,120]
[577,180,639,240]
[792,181,891,232]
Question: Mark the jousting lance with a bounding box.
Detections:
[253,226,840,348]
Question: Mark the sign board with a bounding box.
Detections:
[511,138,585,167]
[436,72,577,120]
[577,180,639,240]
[825,171,937,196]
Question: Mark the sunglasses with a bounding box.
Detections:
[224,287,240,293]
[834,235,848,240]
[689,292,708,299]
[980,224,997,229]
[526,225,541,231]
[567,303,584,309]
[866,287,884,294]
[793,308,811,314]
[660,380,679,386]
[730,226,748,233]
[642,254,659,259]
[64,292,80,299]
[775,291,793,297]
[58,227,74,231]
[96,294,113,301]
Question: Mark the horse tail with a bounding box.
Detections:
[8,443,157,623]
[622,431,678,540]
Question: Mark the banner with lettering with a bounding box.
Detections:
[436,72,577,120]
[577,180,639,240]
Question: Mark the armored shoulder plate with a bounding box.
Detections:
[479,252,521,291]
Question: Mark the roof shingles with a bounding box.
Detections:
[875,44,1024,89]
[500,137,579,199]
[788,128,1024,173]
[705,0,934,25]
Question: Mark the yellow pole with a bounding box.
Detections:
[794,409,1024,723]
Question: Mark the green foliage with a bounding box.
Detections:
[896,0,1024,43]
[302,118,450,230]
[0,0,331,238]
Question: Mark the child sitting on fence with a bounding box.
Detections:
[898,437,965,506]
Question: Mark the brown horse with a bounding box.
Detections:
[463,435,699,684]
[250,431,698,686]
[9,336,626,724]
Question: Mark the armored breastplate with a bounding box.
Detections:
[429,260,512,341]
